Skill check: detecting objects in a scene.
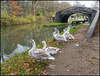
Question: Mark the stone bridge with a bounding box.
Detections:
[55,7,99,38]
[55,7,97,24]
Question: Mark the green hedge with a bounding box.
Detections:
[1,16,31,27]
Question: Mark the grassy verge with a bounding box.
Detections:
[69,25,82,34]
[53,24,82,35]
[43,23,68,27]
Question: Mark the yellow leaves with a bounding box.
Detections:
[12,15,16,18]
[8,66,11,71]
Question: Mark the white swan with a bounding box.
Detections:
[42,41,59,55]
[64,27,70,33]
[28,39,55,63]
[62,27,75,39]
[53,28,67,41]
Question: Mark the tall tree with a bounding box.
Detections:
[32,0,38,16]
[1,1,8,13]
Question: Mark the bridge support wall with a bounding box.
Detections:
[55,11,61,22]
[86,10,99,38]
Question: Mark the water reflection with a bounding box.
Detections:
[1,23,67,62]
[2,44,30,61]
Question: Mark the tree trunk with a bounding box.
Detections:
[32,1,36,16]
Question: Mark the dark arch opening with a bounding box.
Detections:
[61,12,91,23]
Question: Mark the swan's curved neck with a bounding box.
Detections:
[57,30,59,34]
[32,40,36,50]
[55,28,59,34]
[53,32,57,37]
[43,41,46,50]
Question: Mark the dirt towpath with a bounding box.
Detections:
[44,25,99,75]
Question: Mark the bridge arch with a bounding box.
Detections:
[61,12,91,23]
[55,7,97,24]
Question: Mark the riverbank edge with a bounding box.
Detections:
[1,24,82,75]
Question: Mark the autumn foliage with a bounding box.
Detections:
[8,1,24,16]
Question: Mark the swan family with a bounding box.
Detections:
[28,27,75,64]
[42,41,59,55]
[62,27,75,39]
[53,28,67,41]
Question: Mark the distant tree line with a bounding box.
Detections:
[1,0,72,17]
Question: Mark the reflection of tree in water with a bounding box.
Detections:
[1,24,31,36]
[1,35,17,55]
[10,31,24,44]
[1,44,30,62]
[33,27,53,44]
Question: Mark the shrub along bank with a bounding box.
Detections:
[1,16,31,27]
[1,14,44,27]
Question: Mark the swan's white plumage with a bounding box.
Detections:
[53,28,67,41]
[62,27,75,39]
[42,41,59,55]
[28,39,55,60]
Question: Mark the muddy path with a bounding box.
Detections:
[44,25,99,75]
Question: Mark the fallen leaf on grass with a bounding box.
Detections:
[35,68,37,70]
[15,64,18,67]
[25,69,30,73]
[26,64,29,68]
[10,73,14,75]
[25,61,30,63]
[8,66,11,71]
[36,64,39,67]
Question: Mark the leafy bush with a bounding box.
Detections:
[1,10,9,19]
[36,11,42,16]
[25,14,36,22]
[36,15,44,21]
[1,15,31,26]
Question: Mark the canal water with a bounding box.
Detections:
[1,23,67,62]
